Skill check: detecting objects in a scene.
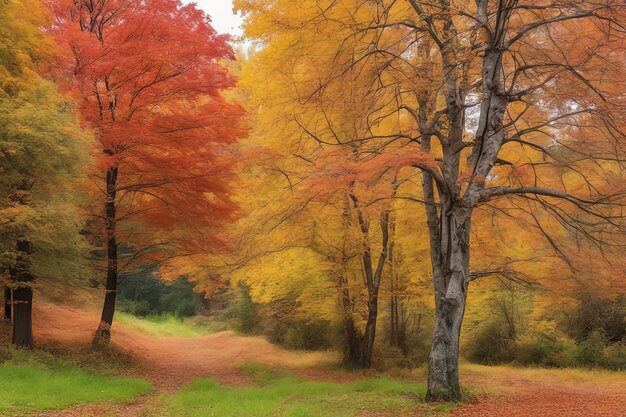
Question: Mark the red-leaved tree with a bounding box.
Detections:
[48,0,245,342]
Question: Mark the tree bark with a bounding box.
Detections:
[426,207,471,402]
[11,240,34,349]
[94,165,118,344]
[4,287,11,321]
[338,264,361,365]
[359,292,378,367]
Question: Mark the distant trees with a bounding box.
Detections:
[49,0,245,342]
[0,0,92,347]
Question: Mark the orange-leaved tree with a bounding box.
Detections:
[48,0,246,342]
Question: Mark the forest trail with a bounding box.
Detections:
[32,302,339,390]
[455,365,626,417]
[31,302,626,417]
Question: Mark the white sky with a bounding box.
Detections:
[185,0,244,38]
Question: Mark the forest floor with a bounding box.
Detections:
[11,302,626,416]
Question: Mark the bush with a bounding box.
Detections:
[465,322,517,365]
[573,330,606,367]
[469,329,626,371]
[230,282,259,333]
[600,343,626,371]
[516,333,565,367]
[560,293,626,343]
[228,282,333,350]
[283,320,334,350]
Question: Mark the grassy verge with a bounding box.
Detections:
[0,349,152,414]
[461,362,626,385]
[157,364,453,417]
[115,312,226,338]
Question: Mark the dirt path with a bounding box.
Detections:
[33,303,339,390]
[452,365,626,417]
[31,303,626,417]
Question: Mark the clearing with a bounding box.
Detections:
[2,302,622,416]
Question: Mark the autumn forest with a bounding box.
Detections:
[1,0,625,416]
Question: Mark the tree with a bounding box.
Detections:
[237,0,626,400]
[49,0,245,342]
[0,0,93,347]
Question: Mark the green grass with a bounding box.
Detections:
[0,349,152,413]
[159,365,443,417]
[116,312,225,338]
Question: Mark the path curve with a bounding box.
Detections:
[31,302,626,416]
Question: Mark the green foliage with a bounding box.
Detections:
[160,367,428,417]
[118,274,204,317]
[467,328,626,371]
[161,279,205,317]
[600,343,626,371]
[465,322,517,365]
[515,333,568,368]
[464,285,626,370]
[229,281,259,333]
[573,330,607,366]
[0,349,152,412]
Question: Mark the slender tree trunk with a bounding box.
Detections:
[359,292,378,367]
[4,287,11,321]
[95,165,118,344]
[351,197,390,368]
[338,265,361,365]
[390,274,398,346]
[387,216,406,351]
[12,240,34,349]
[336,194,361,365]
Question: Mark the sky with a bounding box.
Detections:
[185,0,244,38]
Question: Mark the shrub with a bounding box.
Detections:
[573,330,606,367]
[560,293,626,343]
[230,282,260,333]
[516,333,564,367]
[600,343,626,371]
[465,322,517,364]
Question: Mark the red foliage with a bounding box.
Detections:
[306,145,435,203]
[48,0,246,247]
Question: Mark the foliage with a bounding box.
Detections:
[118,274,204,318]
[228,282,335,350]
[559,293,626,343]
[236,0,626,398]
[0,0,93,285]
[466,329,626,371]
[49,0,246,264]
[464,286,626,370]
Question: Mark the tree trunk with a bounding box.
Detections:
[4,287,11,321]
[12,240,34,349]
[338,266,361,365]
[94,165,118,344]
[12,282,33,348]
[425,208,471,402]
[351,199,390,368]
[359,293,378,367]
